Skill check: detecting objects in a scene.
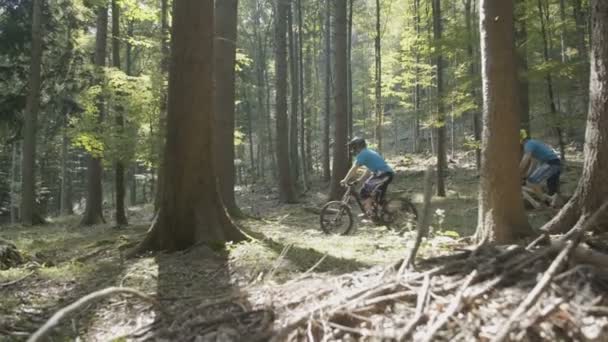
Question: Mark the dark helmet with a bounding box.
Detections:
[347,137,367,153]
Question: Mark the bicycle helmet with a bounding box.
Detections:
[347,137,367,154]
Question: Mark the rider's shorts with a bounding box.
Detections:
[527,159,561,195]
[361,172,394,200]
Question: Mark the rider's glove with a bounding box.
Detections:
[340,179,347,187]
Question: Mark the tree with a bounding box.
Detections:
[80,5,107,226]
[374,0,383,153]
[275,0,297,203]
[432,0,447,197]
[322,0,331,182]
[214,0,241,216]
[112,0,128,226]
[154,0,170,212]
[465,0,481,169]
[328,0,348,200]
[133,0,246,253]
[542,0,608,234]
[475,0,533,243]
[20,0,43,225]
[515,0,530,133]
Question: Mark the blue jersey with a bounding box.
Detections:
[355,148,393,173]
[523,139,559,162]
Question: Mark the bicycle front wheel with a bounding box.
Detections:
[382,198,418,232]
[320,201,354,235]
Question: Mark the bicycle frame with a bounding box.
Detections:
[342,184,368,214]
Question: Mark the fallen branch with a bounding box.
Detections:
[0,271,34,288]
[27,287,159,342]
[396,274,431,341]
[284,253,328,285]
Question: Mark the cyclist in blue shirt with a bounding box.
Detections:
[340,137,394,215]
[519,130,562,206]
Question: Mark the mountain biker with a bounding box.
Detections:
[519,129,562,207]
[340,137,394,216]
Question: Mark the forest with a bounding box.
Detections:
[1,0,608,340]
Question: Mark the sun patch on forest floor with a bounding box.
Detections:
[0,152,585,340]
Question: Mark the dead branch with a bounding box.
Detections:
[27,287,159,342]
[400,166,434,274]
[397,274,431,341]
[0,271,34,288]
[419,270,477,342]
[491,241,575,342]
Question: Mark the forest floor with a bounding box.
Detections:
[0,152,597,341]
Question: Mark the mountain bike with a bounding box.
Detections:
[319,181,418,235]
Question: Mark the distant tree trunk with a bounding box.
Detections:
[297,0,309,188]
[81,5,107,226]
[542,0,608,234]
[130,166,137,205]
[322,0,331,182]
[413,0,421,154]
[60,119,73,216]
[154,0,170,213]
[112,0,128,226]
[275,0,297,203]
[347,0,353,140]
[515,0,530,134]
[573,0,590,115]
[133,0,246,254]
[287,3,299,182]
[432,0,447,197]
[466,0,481,169]
[214,0,240,216]
[329,0,348,200]
[10,142,20,223]
[374,0,383,153]
[475,0,532,243]
[20,0,43,225]
[537,0,566,161]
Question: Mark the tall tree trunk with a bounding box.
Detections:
[133,0,246,254]
[413,0,421,154]
[322,0,331,182]
[515,0,530,134]
[347,0,353,140]
[297,0,309,188]
[475,0,532,243]
[214,0,240,216]
[275,0,297,203]
[20,0,43,225]
[466,0,481,169]
[81,5,107,226]
[542,0,608,234]
[374,0,383,153]
[60,118,73,216]
[432,0,447,197]
[573,0,590,120]
[287,3,299,182]
[329,0,348,200]
[537,0,566,161]
[154,0,170,213]
[112,0,128,226]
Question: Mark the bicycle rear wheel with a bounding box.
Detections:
[381,198,418,232]
[320,201,354,235]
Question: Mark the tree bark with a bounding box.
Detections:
[213,0,240,216]
[466,0,481,169]
[20,0,43,225]
[10,141,20,223]
[322,0,331,182]
[112,0,128,226]
[413,0,421,154]
[287,3,299,182]
[515,0,530,134]
[542,0,608,234]
[81,5,107,226]
[134,0,246,253]
[297,0,309,188]
[275,0,297,203]
[328,0,348,200]
[432,0,447,197]
[374,0,383,153]
[60,117,73,216]
[347,0,353,140]
[475,0,533,243]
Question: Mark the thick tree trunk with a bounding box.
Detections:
[374,0,383,153]
[81,5,107,226]
[322,0,331,182]
[328,0,348,200]
[154,0,170,213]
[475,0,533,243]
[466,0,481,169]
[134,0,246,254]
[432,0,447,197]
[20,0,42,225]
[112,0,128,226]
[542,0,608,234]
[515,0,530,134]
[537,0,566,161]
[214,0,240,216]
[287,4,299,182]
[275,0,297,203]
[297,0,309,188]
[347,0,353,140]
